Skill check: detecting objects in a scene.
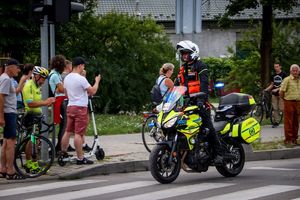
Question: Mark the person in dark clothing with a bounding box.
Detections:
[175,40,223,164]
[265,62,287,128]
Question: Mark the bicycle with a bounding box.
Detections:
[14,114,55,178]
[251,90,283,125]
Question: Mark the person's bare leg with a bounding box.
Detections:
[6,138,16,174]
[0,140,7,174]
[74,134,84,159]
[61,131,72,152]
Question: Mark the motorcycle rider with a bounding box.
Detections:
[175,40,224,164]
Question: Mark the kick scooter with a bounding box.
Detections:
[58,96,105,166]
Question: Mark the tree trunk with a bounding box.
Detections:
[260,4,273,88]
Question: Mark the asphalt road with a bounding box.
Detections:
[1,158,299,200]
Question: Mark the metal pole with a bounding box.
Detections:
[41,9,49,160]
[49,23,56,146]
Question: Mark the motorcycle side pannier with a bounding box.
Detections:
[218,92,255,116]
[232,117,260,144]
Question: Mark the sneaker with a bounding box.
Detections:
[83,144,93,152]
[25,160,44,173]
[76,157,94,165]
[67,145,76,152]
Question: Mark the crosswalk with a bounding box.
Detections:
[0,179,299,200]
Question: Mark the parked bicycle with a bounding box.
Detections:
[141,102,216,153]
[141,111,164,153]
[14,114,55,178]
[251,90,283,125]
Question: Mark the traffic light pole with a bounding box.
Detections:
[41,12,50,160]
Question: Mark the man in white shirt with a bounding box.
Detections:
[61,57,101,164]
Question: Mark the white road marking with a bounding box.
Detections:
[201,185,300,200]
[112,183,234,200]
[0,179,106,197]
[24,181,157,200]
[249,166,300,171]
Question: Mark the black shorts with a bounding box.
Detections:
[3,113,17,139]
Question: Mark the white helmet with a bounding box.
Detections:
[176,40,199,62]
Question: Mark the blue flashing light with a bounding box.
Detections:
[215,82,225,88]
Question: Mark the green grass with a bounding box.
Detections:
[251,139,300,151]
[86,114,142,136]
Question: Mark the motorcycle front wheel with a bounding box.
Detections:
[216,142,245,177]
[149,144,181,184]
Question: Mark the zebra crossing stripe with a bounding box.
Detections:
[112,183,234,200]
[249,166,300,171]
[0,180,106,197]
[24,181,156,200]
[200,185,300,200]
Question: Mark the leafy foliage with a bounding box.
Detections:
[272,20,300,71]
[221,20,300,97]
[218,0,298,88]
[0,1,40,61]
[56,13,177,113]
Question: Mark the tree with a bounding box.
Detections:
[222,20,300,97]
[218,0,297,88]
[55,13,177,113]
[0,0,39,61]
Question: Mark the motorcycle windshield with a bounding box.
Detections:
[161,86,187,113]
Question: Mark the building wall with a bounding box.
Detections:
[168,29,237,58]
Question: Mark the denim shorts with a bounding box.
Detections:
[3,113,17,139]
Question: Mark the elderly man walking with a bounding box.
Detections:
[279,64,300,146]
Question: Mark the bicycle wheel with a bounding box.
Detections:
[141,115,164,153]
[270,107,283,125]
[251,104,264,124]
[14,135,55,178]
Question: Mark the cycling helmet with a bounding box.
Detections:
[33,66,49,78]
[176,40,199,62]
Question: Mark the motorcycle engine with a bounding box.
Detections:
[185,142,210,172]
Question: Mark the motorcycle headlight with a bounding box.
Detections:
[163,117,177,128]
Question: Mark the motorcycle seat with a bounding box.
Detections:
[213,121,228,132]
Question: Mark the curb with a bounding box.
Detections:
[59,147,300,180]
[59,160,149,180]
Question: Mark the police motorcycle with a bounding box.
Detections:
[149,86,260,184]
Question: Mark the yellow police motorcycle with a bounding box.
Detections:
[149,86,260,184]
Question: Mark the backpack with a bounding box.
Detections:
[48,73,56,97]
[150,77,166,105]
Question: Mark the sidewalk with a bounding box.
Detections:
[0,125,299,182]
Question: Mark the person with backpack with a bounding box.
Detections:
[48,55,74,153]
[175,40,224,164]
[151,63,175,112]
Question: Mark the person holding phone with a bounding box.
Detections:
[60,57,101,164]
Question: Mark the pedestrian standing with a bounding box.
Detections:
[265,62,287,128]
[48,55,67,153]
[279,64,300,146]
[61,57,101,164]
[0,58,25,180]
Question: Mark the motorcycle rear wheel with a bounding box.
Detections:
[149,144,181,184]
[215,142,245,177]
